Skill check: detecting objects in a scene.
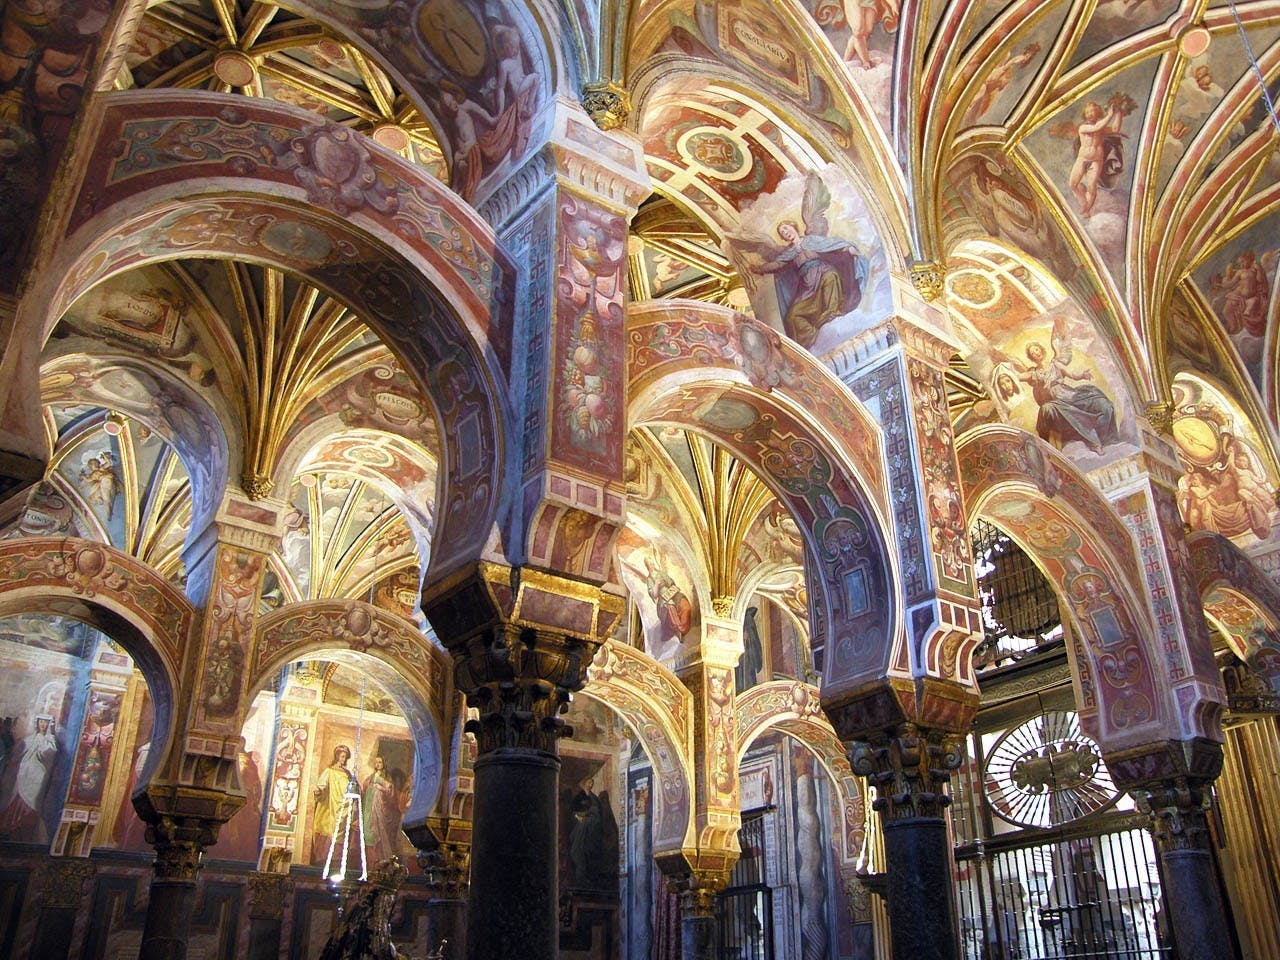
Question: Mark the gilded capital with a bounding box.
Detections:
[240,471,275,501]
[848,722,964,821]
[419,841,471,900]
[677,868,732,917]
[581,80,631,131]
[146,815,219,882]
[1144,399,1176,436]
[909,261,946,302]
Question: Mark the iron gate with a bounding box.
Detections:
[955,808,1169,960]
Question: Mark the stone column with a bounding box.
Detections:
[30,858,96,960]
[848,723,964,960]
[1133,775,1237,960]
[418,836,471,959]
[245,873,290,960]
[138,815,221,960]
[425,565,623,960]
[678,871,728,960]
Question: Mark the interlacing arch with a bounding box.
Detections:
[29,91,515,588]
[957,425,1176,750]
[627,299,900,695]
[585,640,696,852]
[252,599,452,818]
[0,536,190,789]
[1188,530,1280,675]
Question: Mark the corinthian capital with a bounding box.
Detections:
[848,722,964,820]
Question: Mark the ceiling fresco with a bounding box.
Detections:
[1,0,1278,835]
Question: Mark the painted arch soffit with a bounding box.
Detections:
[43,92,514,583]
[627,300,901,694]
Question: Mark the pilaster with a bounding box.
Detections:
[1091,436,1227,743]
[827,311,984,688]
[479,97,649,587]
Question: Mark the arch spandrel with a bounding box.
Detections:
[38,92,516,586]
[586,640,696,852]
[958,425,1187,749]
[170,0,563,204]
[627,301,902,700]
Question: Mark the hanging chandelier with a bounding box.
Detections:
[324,675,369,884]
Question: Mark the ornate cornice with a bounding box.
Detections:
[848,722,964,821]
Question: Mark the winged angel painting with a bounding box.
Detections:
[991,316,1120,455]
[733,173,868,349]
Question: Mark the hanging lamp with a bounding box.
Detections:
[323,674,369,884]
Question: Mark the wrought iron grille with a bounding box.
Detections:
[952,726,1169,960]
[954,819,1167,960]
[717,812,774,960]
[970,517,1063,670]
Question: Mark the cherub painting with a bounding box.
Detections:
[78,450,122,521]
[734,173,868,348]
[992,317,1120,455]
[813,0,900,69]
[1050,93,1137,217]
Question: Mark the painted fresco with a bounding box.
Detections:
[0,0,110,287]
[1172,376,1277,545]
[642,89,792,229]
[954,291,1134,465]
[1024,61,1157,277]
[1067,0,1178,70]
[1155,26,1280,193]
[0,616,98,845]
[727,166,892,354]
[1192,219,1279,392]
[559,696,625,956]
[554,195,628,475]
[801,0,898,128]
[962,5,1068,128]
[207,692,273,863]
[616,528,703,669]
[655,0,855,151]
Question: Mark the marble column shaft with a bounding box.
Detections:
[1135,777,1239,960]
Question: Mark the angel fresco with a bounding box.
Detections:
[814,0,900,69]
[1209,251,1275,339]
[737,174,868,349]
[993,318,1120,455]
[78,451,122,521]
[1050,93,1137,217]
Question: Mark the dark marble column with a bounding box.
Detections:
[451,622,602,960]
[1134,776,1238,960]
[419,840,471,960]
[139,817,219,960]
[679,874,726,960]
[849,723,964,960]
[31,858,96,960]
[245,873,290,960]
